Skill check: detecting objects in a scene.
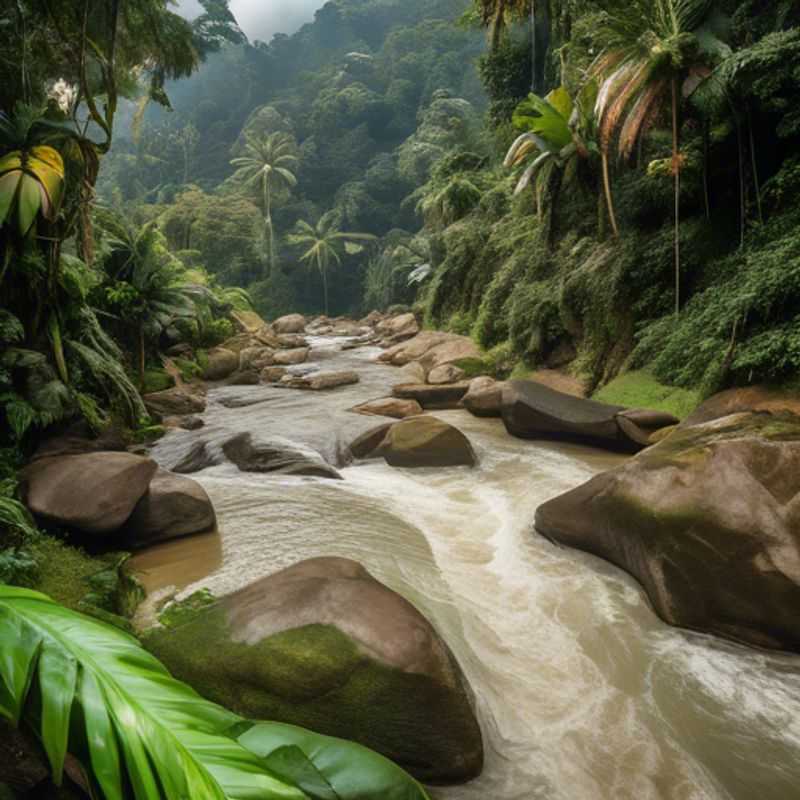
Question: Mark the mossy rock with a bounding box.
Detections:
[144,558,483,784]
[536,410,800,652]
[142,369,176,394]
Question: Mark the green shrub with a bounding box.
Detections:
[142,369,175,394]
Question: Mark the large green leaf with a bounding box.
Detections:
[17,172,43,235]
[0,585,305,799]
[0,586,434,800]
[0,169,21,227]
[512,92,573,149]
[238,723,432,800]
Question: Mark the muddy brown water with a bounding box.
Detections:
[131,337,800,800]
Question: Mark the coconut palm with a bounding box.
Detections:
[230,131,298,276]
[591,0,719,313]
[288,218,377,315]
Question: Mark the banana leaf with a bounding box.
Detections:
[512,91,573,149]
[238,723,433,800]
[0,585,432,800]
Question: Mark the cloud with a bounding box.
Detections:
[179,0,323,42]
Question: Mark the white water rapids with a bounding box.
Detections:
[131,337,800,800]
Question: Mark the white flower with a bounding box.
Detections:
[48,79,77,114]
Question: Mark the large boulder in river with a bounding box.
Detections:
[351,397,423,419]
[21,453,158,534]
[273,347,310,366]
[374,416,477,468]
[144,557,483,783]
[273,314,306,334]
[121,468,216,547]
[393,382,471,410]
[222,433,341,479]
[501,380,678,452]
[203,347,240,381]
[461,377,504,418]
[683,385,800,426]
[536,411,800,652]
[376,312,419,343]
[380,332,480,372]
[280,370,359,391]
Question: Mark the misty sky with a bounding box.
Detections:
[179,0,324,42]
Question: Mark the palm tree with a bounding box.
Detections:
[505,83,616,239]
[288,218,377,315]
[475,0,532,52]
[99,216,203,389]
[230,131,298,277]
[592,0,718,314]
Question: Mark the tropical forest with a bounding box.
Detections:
[2,0,800,798]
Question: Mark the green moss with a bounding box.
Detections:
[142,369,175,394]
[132,425,166,444]
[593,370,701,420]
[144,614,480,779]
[26,537,142,624]
[159,589,216,628]
[174,357,203,382]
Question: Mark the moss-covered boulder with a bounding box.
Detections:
[536,411,800,652]
[144,557,483,783]
[141,368,175,394]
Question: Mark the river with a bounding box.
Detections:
[131,336,800,800]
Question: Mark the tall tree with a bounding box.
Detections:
[592,0,720,313]
[230,131,298,277]
[288,218,376,315]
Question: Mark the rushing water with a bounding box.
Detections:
[131,337,800,800]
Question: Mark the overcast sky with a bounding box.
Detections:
[179,0,324,42]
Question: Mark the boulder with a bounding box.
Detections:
[280,371,360,391]
[122,469,216,547]
[144,387,206,418]
[418,336,482,373]
[222,433,342,480]
[376,312,419,343]
[203,347,240,381]
[461,377,504,418]
[536,411,800,653]
[240,346,275,369]
[32,421,127,461]
[397,361,427,384]
[222,369,261,386]
[171,441,222,474]
[684,386,800,426]
[21,453,158,534]
[273,314,306,334]
[348,423,395,460]
[351,398,423,419]
[393,382,471,410]
[427,364,466,385]
[501,380,678,452]
[379,331,450,366]
[261,366,288,383]
[374,416,476,468]
[275,333,308,349]
[273,347,310,366]
[360,310,385,327]
[144,557,483,783]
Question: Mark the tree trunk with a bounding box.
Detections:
[322,264,329,316]
[601,150,619,237]
[747,105,763,223]
[138,323,146,392]
[671,78,681,317]
[263,176,273,279]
